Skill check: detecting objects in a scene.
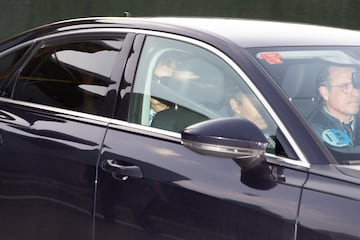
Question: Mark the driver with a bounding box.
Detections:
[308,65,360,148]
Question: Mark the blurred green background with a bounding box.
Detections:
[1,0,359,41]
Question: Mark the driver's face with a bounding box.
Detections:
[320,66,360,123]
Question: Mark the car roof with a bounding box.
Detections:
[3,17,360,50]
[144,17,360,48]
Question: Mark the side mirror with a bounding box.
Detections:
[181,118,268,169]
[353,71,360,89]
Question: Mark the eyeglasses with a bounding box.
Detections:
[323,82,357,94]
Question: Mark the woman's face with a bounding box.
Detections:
[230,93,268,130]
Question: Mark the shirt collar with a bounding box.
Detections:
[323,106,354,125]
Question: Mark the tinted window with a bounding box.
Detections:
[12,38,123,115]
[0,46,29,94]
[129,36,284,155]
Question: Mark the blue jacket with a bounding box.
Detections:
[307,106,360,148]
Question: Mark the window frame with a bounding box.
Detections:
[125,32,310,169]
[2,30,133,118]
[0,42,35,97]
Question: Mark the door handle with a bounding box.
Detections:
[103,159,143,180]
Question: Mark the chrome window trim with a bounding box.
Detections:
[109,119,310,169]
[128,30,311,169]
[0,97,110,126]
[0,27,310,169]
[266,154,310,169]
[109,118,181,142]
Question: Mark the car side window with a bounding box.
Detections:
[129,36,282,155]
[11,38,123,116]
[0,46,29,93]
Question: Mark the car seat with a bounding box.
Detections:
[281,63,323,117]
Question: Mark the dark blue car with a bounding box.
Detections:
[0,16,359,239]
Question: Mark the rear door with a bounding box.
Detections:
[95,34,308,240]
[0,32,132,240]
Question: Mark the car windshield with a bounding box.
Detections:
[248,47,360,165]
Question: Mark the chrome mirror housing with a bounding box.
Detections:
[181,118,268,169]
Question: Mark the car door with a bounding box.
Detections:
[95,34,309,240]
[0,33,132,240]
[297,165,360,240]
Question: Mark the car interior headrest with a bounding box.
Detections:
[282,63,322,99]
[170,57,225,106]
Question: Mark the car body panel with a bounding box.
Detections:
[0,28,134,239]
[96,122,307,239]
[298,166,360,239]
[0,16,357,240]
[0,101,106,240]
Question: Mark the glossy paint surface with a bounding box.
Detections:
[0,103,106,240]
[297,167,360,239]
[95,125,307,239]
[0,17,358,240]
